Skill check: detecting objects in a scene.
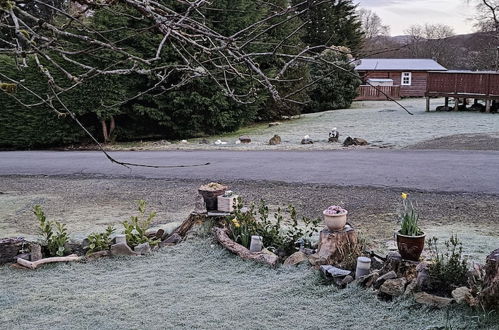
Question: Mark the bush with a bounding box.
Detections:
[123,200,160,248]
[304,47,360,113]
[33,205,69,257]
[427,235,469,296]
[85,225,116,255]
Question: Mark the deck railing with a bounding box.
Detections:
[427,72,499,97]
[355,85,401,101]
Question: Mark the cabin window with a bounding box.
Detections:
[401,72,412,86]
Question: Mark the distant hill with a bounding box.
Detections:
[362,32,498,70]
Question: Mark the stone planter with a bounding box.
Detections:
[323,211,348,231]
[199,186,227,211]
[217,195,238,213]
[396,231,426,261]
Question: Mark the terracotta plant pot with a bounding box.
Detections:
[396,231,426,261]
[198,187,227,211]
[323,210,348,231]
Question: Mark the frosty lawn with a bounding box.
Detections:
[1,237,495,330]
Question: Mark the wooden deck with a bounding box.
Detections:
[355,85,401,101]
[425,71,499,112]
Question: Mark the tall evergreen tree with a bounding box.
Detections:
[294,0,364,55]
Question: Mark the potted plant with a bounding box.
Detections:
[396,193,425,261]
[323,205,348,231]
[198,182,228,211]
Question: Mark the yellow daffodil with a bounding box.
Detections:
[234,222,240,228]
[401,193,408,200]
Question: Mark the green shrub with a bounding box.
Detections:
[226,199,321,256]
[85,225,116,255]
[33,205,69,257]
[123,200,160,248]
[427,235,469,295]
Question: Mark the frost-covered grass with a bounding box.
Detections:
[1,237,496,330]
[108,98,499,150]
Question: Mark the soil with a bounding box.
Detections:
[1,175,498,262]
[407,132,499,150]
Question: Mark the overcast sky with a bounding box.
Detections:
[357,0,477,35]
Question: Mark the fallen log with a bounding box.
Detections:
[212,227,279,267]
[17,254,81,270]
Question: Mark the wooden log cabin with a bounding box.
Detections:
[425,71,499,112]
[355,59,447,100]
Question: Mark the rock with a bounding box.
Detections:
[343,136,355,147]
[110,243,138,257]
[324,266,351,278]
[353,138,368,146]
[268,122,280,127]
[86,250,110,261]
[114,235,127,245]
[15,253,30,261]
[29,243,42,262]
[452,287,471,304]
[134,243,151,255]
[199,139,210,144]
[239,136,251,144]
[0,237,26,264]
[341,275,354,286]
[479,248,499,310]
[380,278,407,297]
[374,270,397,289]
[356,270,380,288]
[284,251,309,266]
[416,262,430,291]
[404,279,417,296]
[145,228,165,239]
[161,233,182,247]
[328,137,339,143]
[269,134,282,145]
[301,138,313,145]
[180,140,188,144]
[343,136,368,147]
[414,292,454,308]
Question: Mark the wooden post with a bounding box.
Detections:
[425,96,430,112]
[454,98,459,111]
[486,99,491,113]
[445,97,449,108]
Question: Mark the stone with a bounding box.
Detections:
[239,136,251,144]
[29,243,42,262]
[404,279,417,296]
[134,243,152,255]
[110,242,138,257]
[341,275,354,286]
[145,228,165,239]
[414,292,454,308]
[301,138,313,145]
[328,137,339,143]
[194,194,208,214]
[416,262,430,291]
[15,253,31,261]
[374,271,397,289]
[343,136,369,147]
[380,278,407,297]
[268,122,280,127]
[452,287,472,304]
[269,134,282,145]
[284,251,309,266]
[479,248,499,310]
[343,136,355,147]
[86,250,110,261]
[325,266,351,278]
[161,233,182,247]
[199,139,210,144]
[353,138,368,146]
[0,237,27,264]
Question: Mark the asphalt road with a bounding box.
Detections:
[0,150,498,194]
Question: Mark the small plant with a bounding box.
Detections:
[427,235,469,295]
[33,205,69,257]
[225,198,321,256]
[323,205,347,215]
[86,225,116,255]
[399,193,423,236]
[123,200,160,248]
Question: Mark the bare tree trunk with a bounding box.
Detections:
[101,119,109,143]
